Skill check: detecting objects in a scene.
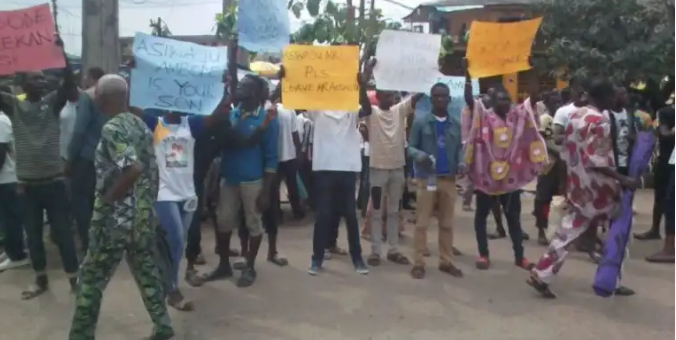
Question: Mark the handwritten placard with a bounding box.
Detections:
[373,30,442,92]
[0,4,65,76]
[237,0,290,52]
[281,45,359,111]
[466,18,542,78]
[427,75,479,97]
[129,33,228,115]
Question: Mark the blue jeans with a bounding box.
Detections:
[0,183,26,261]
[155,200,194,292]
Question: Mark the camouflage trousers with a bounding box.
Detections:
[68,225,173,340]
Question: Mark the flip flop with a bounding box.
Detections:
[645,251,675,263]
[268,254,289,267]
[167,296,194,312]
[21,284,48,300]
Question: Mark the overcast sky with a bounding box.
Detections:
[1,0,421,55]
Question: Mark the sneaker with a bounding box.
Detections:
[323,249,332,260]
[308,261,323,276]
[353,259,369,275]
[0,257,30,272]
[0,252,7,262]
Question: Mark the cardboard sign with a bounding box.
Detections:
[0,4,65,75]
[466,18,542,78]
[237,0,290,52]
[281,45,359,111]
[373,30,442,92]
[129,33,228,115]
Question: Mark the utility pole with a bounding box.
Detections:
[82,0,121,79]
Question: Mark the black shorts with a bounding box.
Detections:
[535,159,565,203]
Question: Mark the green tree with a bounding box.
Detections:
[535,0,674,84]
[150,17,172,37]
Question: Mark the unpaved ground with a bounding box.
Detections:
[0,190,672,340]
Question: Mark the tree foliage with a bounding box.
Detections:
[149,18,172,37]
[535,0,674,84]
[289,0,402,45]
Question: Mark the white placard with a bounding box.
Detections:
[373,30,442,92]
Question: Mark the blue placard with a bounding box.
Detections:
[237,0,290,52]
[129,32,228,115]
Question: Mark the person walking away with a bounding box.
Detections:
[65,67,106,253]
[69,75,174,340]
[408,82,464,279]
[528,78,639,298]
[0,103,29,271]
[0,37,80,299]
[462,60,545,271]
[358,59,419,267]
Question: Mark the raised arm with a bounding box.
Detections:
[463,59,474,112]
[358,58,376,118]
[52,35,78,116]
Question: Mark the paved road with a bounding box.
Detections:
[0,191,673,340]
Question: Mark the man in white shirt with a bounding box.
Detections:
[275,104,305,219]
[305,108,369,276]
[552,79,587,143]
[0,108,29,271]
[608,85,635,175]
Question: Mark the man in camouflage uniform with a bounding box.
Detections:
[69,75,173,340]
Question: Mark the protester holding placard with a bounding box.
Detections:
[358,58,422,268]
[294,64,371,276]
[197,67,279,288]
[0,35,81,300]
[461,59,546,271]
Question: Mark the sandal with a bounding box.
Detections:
[487,231,506,240]
[515,258,535,271]
[194,253,207,265]
[21,283,48,300]
[184,270,204,287]
[367,253,381,266]
[386,252,410,265]
[526,276,557,299]
[233,258,247,271]
[328,246,348,256]
[143,330,175,340]
[439,263,463,277]
[410,266,425,279]
[268,254,289,267]
[200,263,233,282]
[475,256,490,270]
[167,294,194,312]
[645,251,675,263]
[236,268,257,288]
[614,286,636,296]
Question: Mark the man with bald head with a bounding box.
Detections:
[0,36,80,300]
[69,75,173,340]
